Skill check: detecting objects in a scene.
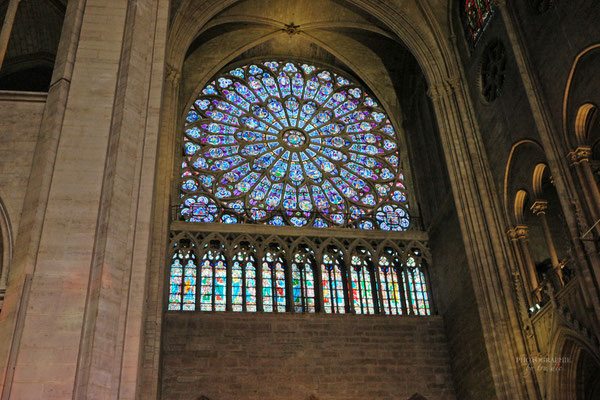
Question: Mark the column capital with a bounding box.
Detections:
[530,199,548,216]
[506,227,518,240]
[165,63,181,83]
[514,225,529,240]
[427,77,460,101]
[567,146,592,165]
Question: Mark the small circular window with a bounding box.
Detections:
[531,0,554,14]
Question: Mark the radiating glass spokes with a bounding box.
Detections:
[181,61,410,230]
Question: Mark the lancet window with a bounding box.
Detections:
[262,246,287,312]
[167,233,433,316]
[461,0,493,48]
[292,247,316,313]
[199,247,227,311]
[168,244,197,311]
[321,248,346,314]
[351,249,376,315]
[378,249,404,315]
[232,244,257,312]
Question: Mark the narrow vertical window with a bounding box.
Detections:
[378,251,403,315]
[462,0,493,48]
[262,251,286,312]
[292,249,316,313]
[351,253,375,315]
[232,249,257,312]
[321,251,345,314]
[199,250,227,311]
[404,257,431,316]
[168,246,197,311]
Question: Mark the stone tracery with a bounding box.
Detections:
[179,60,410,231]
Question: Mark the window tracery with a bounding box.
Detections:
[169,60,433,318]
[461,0,493,49]
[167,231,433,316]
[351,250,376,315]
[199,248,227,311]
[180,61,410,231]
[322,248,346,314]
[232,245,257,312]
[262,246,287,312]
[378,249,404,315]
[481,39,506,102]
[292,247,316,313]
[531,0,554,14]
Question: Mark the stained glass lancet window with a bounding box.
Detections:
[462,0,493,48]
[404,257,431,316]
[168,245,197,311]
[378,250,403,315]
[321,249,346,314]
[292,248,316,313]
[180,61,410,231]
[351,250,376,315]
[232,246,257,312]
[199,249,227,311]
[262,249,286,312]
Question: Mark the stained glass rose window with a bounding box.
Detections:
[180,61,409,230]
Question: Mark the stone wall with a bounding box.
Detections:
[0,92,44,248]
[161,313,456,400]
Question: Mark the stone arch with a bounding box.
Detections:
[514,189,529,225]
[168,0,454,91]
[503,139,546,225]
[562,44,600,149]
[574,103,598,146]
[547,327,600,400]
[0,197,12,291]
[532,163,548,198]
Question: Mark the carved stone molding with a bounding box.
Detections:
[567,146,592,165]
[165,63,181,83]
[426,77,459,101]
[530,200,548,216]
[282,22,301,36]
[514,225,530,240]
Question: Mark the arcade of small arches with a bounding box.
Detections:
[167,232,433,317]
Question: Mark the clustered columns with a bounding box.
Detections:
[507,226,540,305]
[530,200,564,285]
[568,146,600,236]
[507,194,567,307]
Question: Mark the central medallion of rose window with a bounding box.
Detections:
[282,129,307,149]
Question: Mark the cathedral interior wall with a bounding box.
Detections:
[0,94,44,243]
[161,312,456,400]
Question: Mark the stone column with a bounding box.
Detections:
[530,200,564,284]
[507,227,535,306]
[428,76,538,398]
[1,1,169,399]
[514,226,541,303]
[0,0,20,69]
[570,147,600,218]
[495,0,600,337]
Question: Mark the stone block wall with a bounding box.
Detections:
[0,93,44,245]
[161,312,456,400]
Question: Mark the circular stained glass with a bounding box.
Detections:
[180,61,410,230]
[282,129,306,148]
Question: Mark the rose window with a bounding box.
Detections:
[180,61,410,230]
